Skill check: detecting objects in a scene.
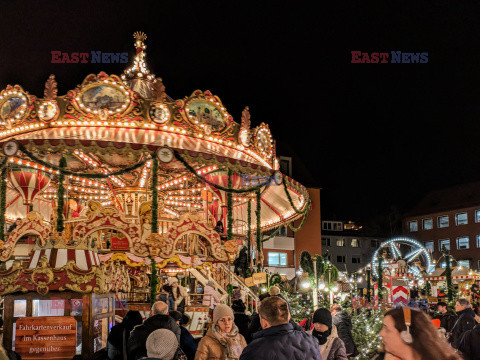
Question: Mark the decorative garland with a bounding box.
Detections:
[17,141,149,179]
[261,225,283,242]
[227,168,233,240]
[366,267,371,303]
[0,158,7,242]
[287,200,311,232]
[56,157,67,233]
[150,256,158,306]
[247,200,251,264]
[151,156,158,233]
[282,177,308,215]
[445,250,453,302]
[377,256,384,301]
[300,251,314,274]
[173,149,272,194]
[270,273,282,286]
[256,188,262,271]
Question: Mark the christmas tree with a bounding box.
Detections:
[351,308,385,360]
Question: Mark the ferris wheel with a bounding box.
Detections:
[371,237,434,278]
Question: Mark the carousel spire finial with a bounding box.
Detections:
[122,31,156,98]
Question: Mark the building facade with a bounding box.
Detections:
[321,220,385,273]
[403,182,480,270]
[261,187,322,279]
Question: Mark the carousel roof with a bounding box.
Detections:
[0,32,309,231]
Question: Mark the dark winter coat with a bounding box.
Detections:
[435,311,457,333]
[107,311,143,360]
[234,312,251,341]
[239,322,322,360]
[180,325,198,360]
[246,313,302,343]
[332,311,357,356]
[458,324,480,360]
[127,314,181,360]
[450,307,476,349]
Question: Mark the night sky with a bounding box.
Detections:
[2,1,480,228]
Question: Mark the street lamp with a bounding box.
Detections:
[312,255,319,310]
[318,282,326,290]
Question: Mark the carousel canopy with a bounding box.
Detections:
[0,32,309,232]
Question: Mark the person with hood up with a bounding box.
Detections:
[330,304,358,357]
[449,298,476,349]
[128,301,181,360]
[195,304,247,360]
[107,310,143,360]
[457,322,480,360]
[308,308,347,360]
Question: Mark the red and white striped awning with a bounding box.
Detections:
[28,248,100,270]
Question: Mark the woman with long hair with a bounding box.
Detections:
[378,308,461,360]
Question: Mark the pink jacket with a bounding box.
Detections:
[202,285,220,309]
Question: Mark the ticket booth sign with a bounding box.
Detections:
[15,316,76,360]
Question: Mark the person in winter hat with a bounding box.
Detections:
[168,277,189,311]
[330,303,358,357]
[128,301,181,360]
[308,308,347,360]
[107,310,143,360]
[195,304,246,360]
[144,329,180,360]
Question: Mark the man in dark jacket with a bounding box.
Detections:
[170,310,197,360]
[458,323,480,360]
[240,296,321,360]
[450,298,476,349]
[127,301,181,360]
[330,303,358,357]
[434,301,457,333]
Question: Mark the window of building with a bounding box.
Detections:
[351,239,359,247]
[337,255,346,263]
[477,235,480,248]
[268,252,287,267]
[478,260,480,270]
[458,260,471,268]
[352,256,361,263]
[423,218,433,230]
[322,221,343,231]
[455,212,468,225]
[424,241,434,252]
[322,237,331,247]
[336,239,345,247]
[408,221,418,232]
[438,216,449,228]
[439,239,450,251]
[476,210,480,223]
[457,237,470,250]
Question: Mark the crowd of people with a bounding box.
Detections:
[103,283,480,360]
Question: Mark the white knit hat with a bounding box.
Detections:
[213,304,234,324]
[146,329,178,360]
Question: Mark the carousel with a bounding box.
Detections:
[0,32,310,359]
